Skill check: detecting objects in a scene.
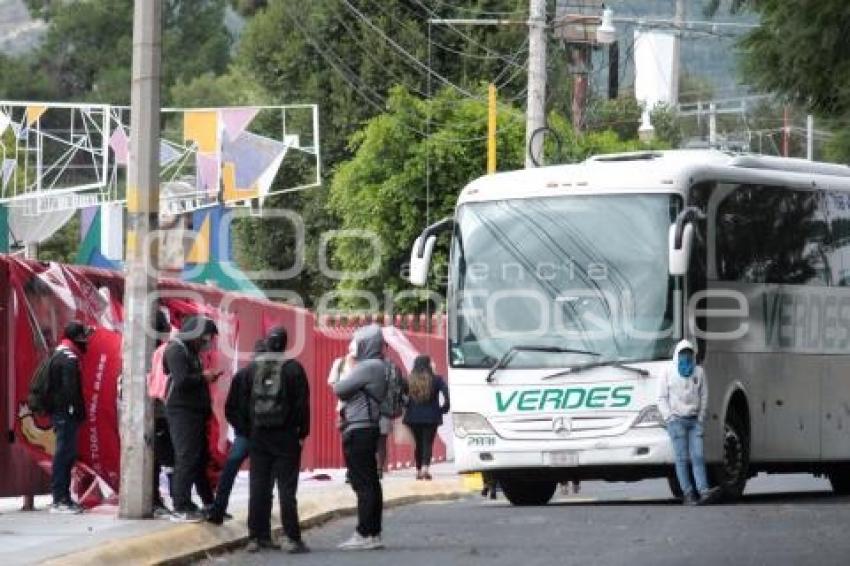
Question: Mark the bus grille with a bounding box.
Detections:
[489,414,632,440]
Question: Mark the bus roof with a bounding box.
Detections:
[458,150,850,205]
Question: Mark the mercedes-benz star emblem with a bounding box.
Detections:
[552,416,571,436]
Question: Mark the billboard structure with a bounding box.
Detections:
[0,101,320,257]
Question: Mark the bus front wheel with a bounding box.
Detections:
[710,408,750,500]
[501,479,557,506]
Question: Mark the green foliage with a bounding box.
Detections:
[39,213,80,264]
[650,104,683,149]
[585,96,643,141]
[0,53,53,100]
[738,0,850,117]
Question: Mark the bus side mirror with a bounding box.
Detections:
[669,223,693,276]
[409,235,437,286]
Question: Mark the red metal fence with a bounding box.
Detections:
[0,256,448,496]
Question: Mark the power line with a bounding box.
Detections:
[339,0,477,99]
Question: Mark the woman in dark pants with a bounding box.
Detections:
[403,355,450,480]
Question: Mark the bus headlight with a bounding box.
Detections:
[632,405,664,428]
[453,413,496,439]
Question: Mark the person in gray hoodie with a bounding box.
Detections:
[333,324,388,551]
[658,339,721,506]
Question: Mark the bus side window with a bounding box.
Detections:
[825,191,850,286]
[715,184,828,287]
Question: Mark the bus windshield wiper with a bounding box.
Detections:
[486,346,599,383]
[541,359,649,380]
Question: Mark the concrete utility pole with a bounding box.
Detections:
[119,0,162,519]
[526,0,547,168]
[670,0,685,105]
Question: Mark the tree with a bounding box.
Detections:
[732,1,850,118]
[33,0,231,104]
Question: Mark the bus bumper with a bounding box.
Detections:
[454,426,674,474]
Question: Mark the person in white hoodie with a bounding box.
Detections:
[658,340,721,505]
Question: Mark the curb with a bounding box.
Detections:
[42,479,470,566]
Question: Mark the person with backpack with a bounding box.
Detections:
[206,338,267,526]
[47,321,92,513]
[244,327,311,554]
[163,315,221,523]
[333,324,394,551]
[403,355,449,481]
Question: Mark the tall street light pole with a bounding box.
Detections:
[526,0,547,168]
[120,0,161,519]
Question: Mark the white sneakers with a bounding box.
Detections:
[49,502,83,514]
[338,532,384,551]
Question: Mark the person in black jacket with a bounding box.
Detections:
[48,321,92,514]
[164,315,221,523]
[207,338,267,525]
[403,355,450,481]
[245,327,311,554]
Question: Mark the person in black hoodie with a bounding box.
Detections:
[245,327,311,554]
[48,321,92,514]
[403,355,450,481]
[164,315,221,523]
[207,338,267,525]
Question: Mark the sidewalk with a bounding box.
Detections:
[0,463,467,566]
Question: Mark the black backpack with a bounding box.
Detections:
[252,354,290,428]
[28,351,61,416]
[380,362,406,418]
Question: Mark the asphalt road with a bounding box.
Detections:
[202,474,850,566]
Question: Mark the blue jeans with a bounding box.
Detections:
[51,414,80,504]
[667,417,709,497]
[213,435,250,514]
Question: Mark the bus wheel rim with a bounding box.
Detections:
[723,423,744,484]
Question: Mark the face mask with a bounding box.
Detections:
[678,354,695,378]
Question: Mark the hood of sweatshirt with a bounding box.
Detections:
[354,324,384,361]
[673,339,696,361]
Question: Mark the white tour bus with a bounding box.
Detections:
[409,150,850,505]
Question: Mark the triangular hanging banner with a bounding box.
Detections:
[2,159,17,190]
[160,141,182,167]
[220,108,258,142]
[109,128,129,166]
[25,105,47,126]
[196,153,219,195]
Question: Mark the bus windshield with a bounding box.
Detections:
[449,194,682,369]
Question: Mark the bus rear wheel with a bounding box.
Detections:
[501,479,557,506]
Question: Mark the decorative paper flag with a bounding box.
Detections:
[159,141,182,166]
[220,108,258,142]
[108,128,129,165]
[2,159,16,190]
[183,111,219,153]
[0,111,9,136]
[25,105,47,126]
[196,153,219,194]
[221,131,287,202]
